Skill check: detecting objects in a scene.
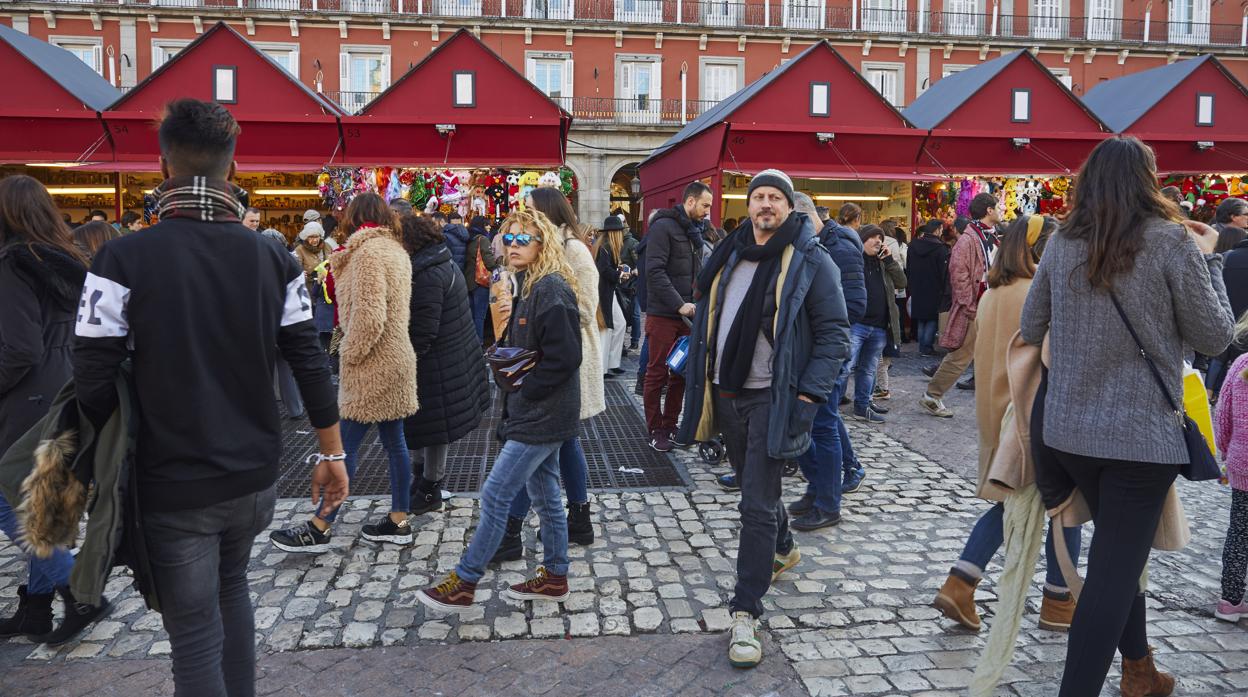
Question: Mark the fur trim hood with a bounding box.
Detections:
[0,243,87,310]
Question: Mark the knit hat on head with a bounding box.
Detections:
[748,169,795,206]
[302,209,322,223]
[261,228,287,245]
[299,221,325,241]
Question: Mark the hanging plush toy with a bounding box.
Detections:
[470,186,488,218]
[438,170,463,205]
[538,171,561,189]
[1022,179,1041,215]
[386,169,403,203]
[517,171,541,207]
[955,178,975,217]
[506,171,522,210]
[559,168,576,197]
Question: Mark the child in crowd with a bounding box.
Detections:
[1214,324,1248,622]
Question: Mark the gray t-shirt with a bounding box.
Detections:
[714,259,773,389]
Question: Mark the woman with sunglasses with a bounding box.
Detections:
[491,187,603,561]
[418,209,583,611]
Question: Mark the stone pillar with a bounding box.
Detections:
[119,18,138,88]
[587,152,608,228]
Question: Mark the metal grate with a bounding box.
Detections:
[276,381,689,497]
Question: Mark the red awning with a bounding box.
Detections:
[917,132,1107,176]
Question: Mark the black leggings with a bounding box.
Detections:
[1053,450,1178,697]
[1223,488,1248,605]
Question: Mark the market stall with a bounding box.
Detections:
[1081,54,1248,220]
[338,29,571,170]
[639,40,928,229]
[318,166,577,221]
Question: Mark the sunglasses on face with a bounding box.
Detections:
[504,233,543,247]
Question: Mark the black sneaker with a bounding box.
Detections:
[922,364,939,378]
[717,473,740,491]
[787,493,816,516]
[668,430,692,448]
[39,590,110,647]
[649,430,673,453]
[957,376,976,390]
[790,507,842,531]
[361,516,413,545]
[269,521,331,554]
[869,401,890,414]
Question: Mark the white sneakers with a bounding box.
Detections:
[727,611,762,668]
[920,393,954,418]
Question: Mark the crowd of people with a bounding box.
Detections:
[0,96,1245,697]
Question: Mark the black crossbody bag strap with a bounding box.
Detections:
[1108,290,1183,421]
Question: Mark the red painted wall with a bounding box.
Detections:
[937,54,1105,133]
[1131,60,1248,136]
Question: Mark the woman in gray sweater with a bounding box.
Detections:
[1021,136,1234,697]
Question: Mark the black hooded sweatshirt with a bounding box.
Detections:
[644,206,704,318]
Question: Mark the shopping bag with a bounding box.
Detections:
[666,335,690,376]
[1183,366,1215,456]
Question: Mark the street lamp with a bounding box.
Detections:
[630,175,641,197]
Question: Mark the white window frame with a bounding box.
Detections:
[614,0,663,23]
[941,63,973,78]
[1011,88,1031,122]
[1197,93,1214,127]
[942,0,984,35]
[525,51,574,105]
[525,0,574,20]
[453,71,476,108]
[862,61,905,107]
[1168,0,1211,45]
[862,0,906,33]
[1049,67,1073,89]
[432,0,484,15]
[254,41,300,80]
[784,0,827,30]
[699,57,744,104]
[1030,0,1067,39]
[151,39,192,72]
[701,0,745,26]
[50,36,103,76]
[615,54,662,125]
[1084,0,1120,41]
[339,45,391,114]
[213,66,237,104]
[810,81,830,117]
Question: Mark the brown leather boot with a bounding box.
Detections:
[1120,649,1175,697]
[1038,588,1076,632]
[933,571,981,631]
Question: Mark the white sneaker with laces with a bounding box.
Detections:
[920,394,954,418]
[727,611,762,668]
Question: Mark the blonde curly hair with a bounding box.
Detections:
[501,209,579,299]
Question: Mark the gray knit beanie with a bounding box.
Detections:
[747,169,795,206]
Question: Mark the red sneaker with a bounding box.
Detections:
[417,571,477,613]
[502,566,569,602]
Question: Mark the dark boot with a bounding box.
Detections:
[567,502,594,546]
[491,516,524,564]
[408,477,443,516]
[40,587,109,646]
[0,585,54,639]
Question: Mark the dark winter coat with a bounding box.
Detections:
[595,244,625,330]
[676,213,851,459]
[818,221,866,324]
[1213,239,1248,386]
[634,236,649,311]
[403,243,491,448]
[906,233,951,321]
[0,243,87,456]
[499,272,582,445]
[443,223,471,269]
[644,206,704,318]
[865,254,908,347]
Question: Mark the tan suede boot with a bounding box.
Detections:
[933,572,981,631]
[1120,649,1175,697]
[1038,588,1076,632]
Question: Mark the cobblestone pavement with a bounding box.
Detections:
[0,346,1244,696]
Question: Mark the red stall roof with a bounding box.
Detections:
[340,29,571,167]
[1082,55,1248,173]
[0,24,119,164]
[100,22,343,171]
[640,40,925,201]
[905,50,1110,175]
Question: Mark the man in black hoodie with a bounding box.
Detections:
[73,99,348,696]
[643,181,712,452]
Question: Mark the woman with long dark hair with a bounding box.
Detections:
[0,175,88,640]
[398,214,490,515]
[72,220,120,261]
[594,216,629,378]
[269,193,418,551]
[1021,136,1233,695]
[492,187,602,557]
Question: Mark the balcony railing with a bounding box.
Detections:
[554,96,714,125]
[323,90,382,114]
[12,0,1248,47]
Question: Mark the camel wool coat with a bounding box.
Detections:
[332,227,419,423]
[973,279,1031,501]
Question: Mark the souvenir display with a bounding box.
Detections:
[318,166,578,217]
[913,175,1075,222]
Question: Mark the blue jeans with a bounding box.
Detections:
[509,436,589,516]
[629,294,641,345]
[317,418,411,522]
[848,323,888,412]
[960,502,1084,587]
[832,361,861,477]
[458,440,568,583]
[636,337,649,383]
[470,285,489,341]
[915,319,938,355]
[0,491,73,594]
[797,378,846,515]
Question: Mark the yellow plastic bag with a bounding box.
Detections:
[1183,367,1215,455]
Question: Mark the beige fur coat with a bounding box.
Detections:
[560,226,606,420]
[332,227,419,423]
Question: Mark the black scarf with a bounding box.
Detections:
[712,213,803,395]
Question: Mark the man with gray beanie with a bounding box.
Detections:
[676,169,850,668]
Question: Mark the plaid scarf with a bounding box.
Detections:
[154,176,246,223]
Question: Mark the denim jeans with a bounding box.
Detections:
[629,294,642,346]
[469,285,489,342]
[0,491,73,594]
[832,361,861,477]
[636,338,649,383]
[146,486,276,697]
[915,319,938,355]
[716,387,792,619]
[959,502,1083,587]
[458,440,568,583]
[317,418,411,522]
[797,378,846,515]
[509,436,589,516]
[848,324,888,412]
